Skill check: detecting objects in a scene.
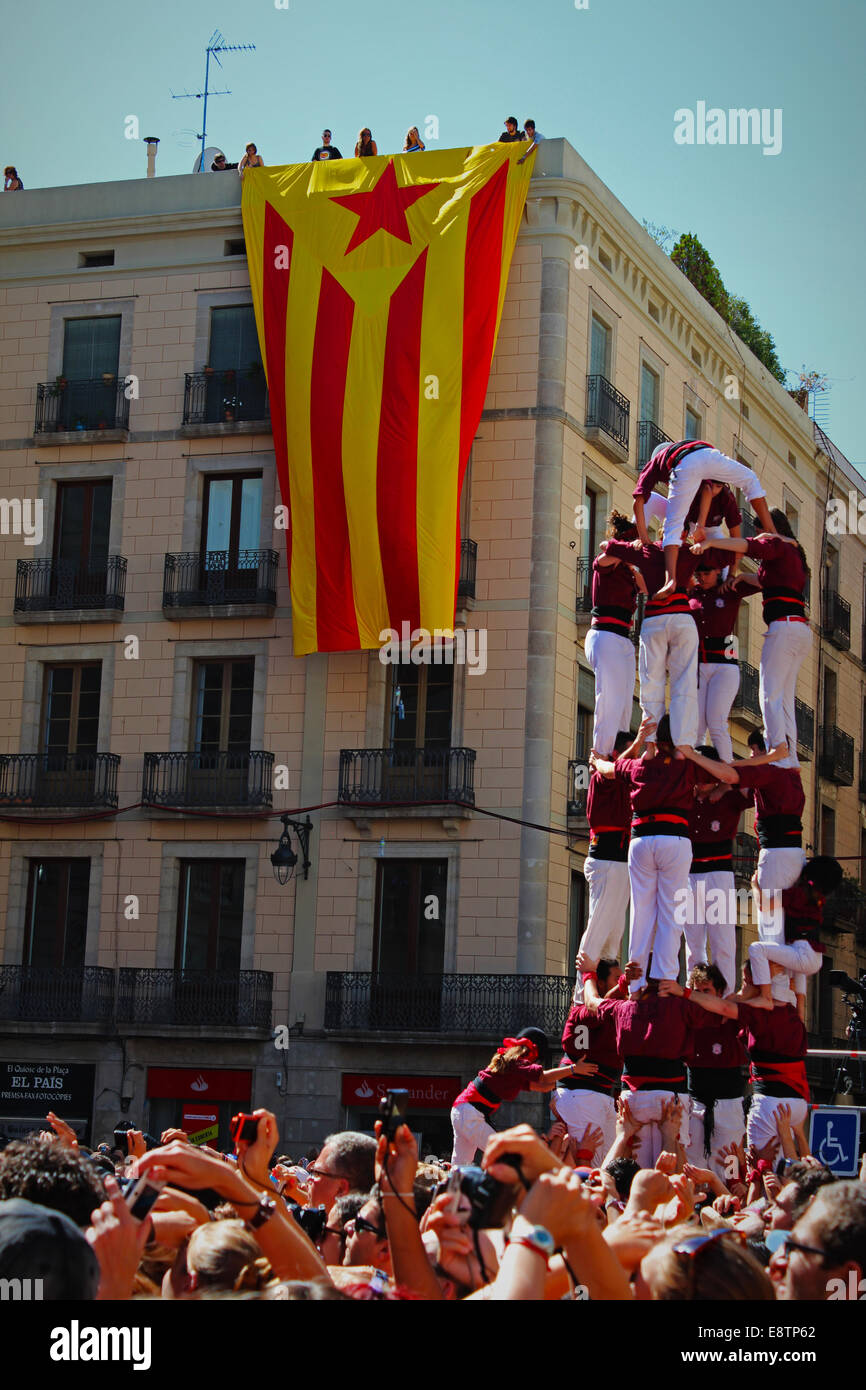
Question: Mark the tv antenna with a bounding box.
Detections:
[171,30,256,171]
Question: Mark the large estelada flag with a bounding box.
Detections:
[241,145,534,656]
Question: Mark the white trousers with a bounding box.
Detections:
[759,620,812,769]
[627,835,693,988]
[747,1093,808,1150]
[574,857,630,1002]
[661,447,766,549]
[553,1089,617,1162]
[749,938,823,989]
[696,662,740,761]
[686,1097,746,1177]
[755,847,805,992]
[585,628,635,757]
[625,1090,691,1168]
[450,1104,495,1166]
[641,491,725,544]
[639,613,698,746]
[683,870,738,996]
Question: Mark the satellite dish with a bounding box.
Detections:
[193,146,225,173]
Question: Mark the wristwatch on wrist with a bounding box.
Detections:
[247,1195,277,1231]
[509,1224,556,1260]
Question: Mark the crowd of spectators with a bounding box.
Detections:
[0,1095,863,1302]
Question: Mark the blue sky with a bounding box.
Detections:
[3,0,863,462]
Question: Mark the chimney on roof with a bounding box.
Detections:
[144,137,160,178]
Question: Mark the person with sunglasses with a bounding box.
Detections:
[343,1190,392,1275]
[634,1225,775,1299]
[312,130,343,161]
[355,128,378,157]
[318,1191,367,1267]
[768,1181,866,1300]
[307,1132,377,1215]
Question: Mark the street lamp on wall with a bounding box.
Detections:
[271,814,314,884]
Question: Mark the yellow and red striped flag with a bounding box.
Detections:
[242,144,534,656]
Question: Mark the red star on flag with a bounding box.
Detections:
[332,160,437,255]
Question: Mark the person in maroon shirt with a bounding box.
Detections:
[632,439,773,600]
[639,481,743,573]
[683,962,748,1178]
[689,561,760,760]
[450,1027,597,1165]
[575,723,652,1005]
[684,746,753,994]
[728,732,806,957]
[662,965,802,1151]
[590,977,721,1166]
[557,958,626,1163]
[601,535,701,746]
[749,856,842,1001]
[593,717,737,992]
[585,511,642,757]
[693,510,810,770]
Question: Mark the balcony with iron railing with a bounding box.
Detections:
[182,369,270,427]
[142,751,274,809]
[585,375,630,461]
[823,588,851,651]
[338,747,475,807]
[0,967,116,1025]
[730,660,762,726]
[458,539,477,602]
[819,725,854,786]
[0,753,120,810]
[162,550,278,614]
[637,420,672,470]
[34,377,130,437]
[576,556,592,622]
[795,698,814,761]
[324,971,573,1035]
[14,557,127,619]
[733,832,759,883]
[116,969,272,1030]
[822,880,866,935]
[0,966,273,1030]
[739,507,760,540]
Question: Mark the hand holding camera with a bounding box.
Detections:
[230,1108,279,1189]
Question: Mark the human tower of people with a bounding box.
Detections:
[451,439,842,1181]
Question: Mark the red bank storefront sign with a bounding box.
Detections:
[147,1068,252,1103]
[341,1073,461,1110]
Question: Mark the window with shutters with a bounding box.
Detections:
[589,314,612,378]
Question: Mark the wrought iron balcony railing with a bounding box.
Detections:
[637,420,672,470]
[35,377,130,434]
[116,969,272,1029]
[823,588,851,651]
[795,698,814,760]
[567,757,588,818]
[183,369,269,425]
[740,507,760,540]
[820,725,854,785]
[324,971,573,1035]
[458,539,477,601]
[585,374,630,451]
[0,753,120,809]
[822,881,866,935]
[576,556,592,618]
[142,751,274,808]
[162,550,278,610]
[730,660,762,725]
[0,966,116,1024]
[338,747,475,806]
[14,557,127,614]
[733,831,759,883]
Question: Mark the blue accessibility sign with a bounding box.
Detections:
[809,1108,861,1176]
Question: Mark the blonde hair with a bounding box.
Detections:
[487,1043,531,1076]
[186,1219,275,1293]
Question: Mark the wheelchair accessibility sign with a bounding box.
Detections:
[809,1108,861,1176]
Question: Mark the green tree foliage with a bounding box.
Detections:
[669,233,786,383]
[670,233,728,319]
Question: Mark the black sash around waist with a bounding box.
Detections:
[622,1054,687,1092]
[631,807,691,839]
[756,814,803,849]
[558,1060,621,1095]
[700,635,736,665]
[688,1065,746,1102]
[590,603,634,637]
[761,585,807,625]
[588,829,629,861]
[690,839,734,874]
[645,589,690,618]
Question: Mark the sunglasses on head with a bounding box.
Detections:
[672,1228,745,1257]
